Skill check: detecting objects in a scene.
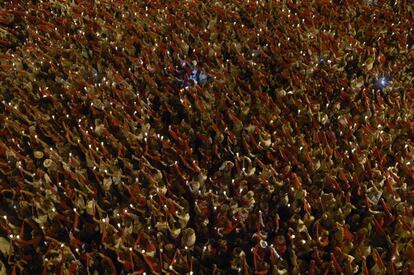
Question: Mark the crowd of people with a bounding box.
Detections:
[0,0,414,274]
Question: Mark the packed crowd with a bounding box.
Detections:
[1,0,414,274]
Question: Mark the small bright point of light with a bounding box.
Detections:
[375,76,389,90]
